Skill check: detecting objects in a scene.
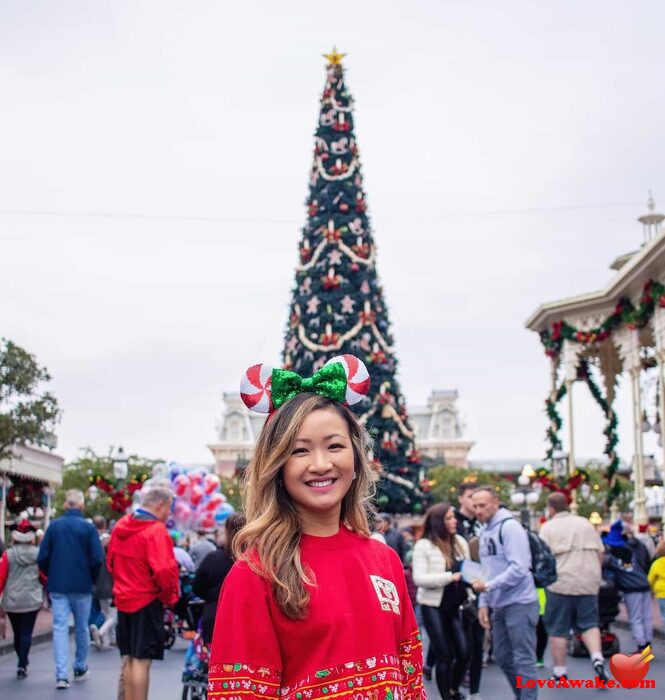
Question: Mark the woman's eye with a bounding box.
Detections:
[329,443,344,450]
[292,447,308,455]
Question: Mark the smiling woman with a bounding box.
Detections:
[208,356,426,700]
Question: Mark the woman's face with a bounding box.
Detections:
[282,407,355,525]
[444,508,457,535]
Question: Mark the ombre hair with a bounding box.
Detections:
[233,392,375,619]
[421,502,461,567]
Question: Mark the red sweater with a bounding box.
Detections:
[106,514,179,612]
[209,525,425,700]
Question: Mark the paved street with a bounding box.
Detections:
[0,625,663,699]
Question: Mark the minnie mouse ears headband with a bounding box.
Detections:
[240,354,370,414]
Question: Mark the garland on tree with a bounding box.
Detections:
[281,50,426,513]
[540,279,665,358]
[544,360,621,506]
[89,472,149,514]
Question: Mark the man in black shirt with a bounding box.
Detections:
[455,482,485,700]
[455,482,484,541]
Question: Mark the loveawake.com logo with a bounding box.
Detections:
[516,645,656,691]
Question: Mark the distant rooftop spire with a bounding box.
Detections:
[638,190,664,245]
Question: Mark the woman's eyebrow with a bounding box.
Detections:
[295,434,347,442]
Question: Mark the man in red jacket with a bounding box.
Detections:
[107,485,178,700]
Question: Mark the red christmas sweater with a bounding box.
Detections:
[209,525,425,700]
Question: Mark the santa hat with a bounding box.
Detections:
[9,519,37,543]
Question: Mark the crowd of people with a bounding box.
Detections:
[1,477,665,699]
[0,482,665,700]
[1,395,665,700]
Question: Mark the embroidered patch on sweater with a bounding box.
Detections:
[370,575,400,615]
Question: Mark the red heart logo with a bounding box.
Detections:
[609,651,652,689]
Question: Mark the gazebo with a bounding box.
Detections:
[526,197,665,526]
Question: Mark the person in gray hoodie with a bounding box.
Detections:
[0,519,44,679]
[470,486,539,699]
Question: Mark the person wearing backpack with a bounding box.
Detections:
[538,492,608,683]
[602,520,653,653]
[471,486,539,700]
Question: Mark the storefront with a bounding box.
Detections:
[0,443,64,537]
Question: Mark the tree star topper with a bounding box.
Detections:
[323,47,346,65]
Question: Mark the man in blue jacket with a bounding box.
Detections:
[471,486,539,699]
[38,489,103,689]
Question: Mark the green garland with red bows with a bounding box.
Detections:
[535,466,589,501]
[540,279,665,358]
[89,472,149,514]
[545,382,567,459]
[543,360,621,506]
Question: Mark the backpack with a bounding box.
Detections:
[499,519,557,589]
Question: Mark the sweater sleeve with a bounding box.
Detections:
[209,561,282,700]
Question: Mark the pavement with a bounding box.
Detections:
[0,624,664,699]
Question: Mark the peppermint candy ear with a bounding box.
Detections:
[324,354,371,405]
[240,364,274,413]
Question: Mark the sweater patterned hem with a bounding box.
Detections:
[208,629,425,700]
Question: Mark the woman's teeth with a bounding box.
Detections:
[307,479,335,488]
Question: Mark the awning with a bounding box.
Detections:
[0,444,64,486]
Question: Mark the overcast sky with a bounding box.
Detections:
[2,1,664,468]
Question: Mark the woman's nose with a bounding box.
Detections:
[311,449,332,471]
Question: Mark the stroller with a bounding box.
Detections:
[568,578,621,658]
[165,570,204,650]
[181,603,210,700]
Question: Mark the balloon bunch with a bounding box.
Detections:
[139,462,235,532]
[169,463,235,531]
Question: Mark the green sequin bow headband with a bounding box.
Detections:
[240,354,370,414]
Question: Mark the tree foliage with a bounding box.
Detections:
[282,57,424,513]
[0,337,60,460]
[57,449,162,520]
[425,464,514,507]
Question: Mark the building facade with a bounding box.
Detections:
[208,389,474,476]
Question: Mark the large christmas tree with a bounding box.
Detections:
[282,49,426,513]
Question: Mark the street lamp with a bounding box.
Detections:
[511,465,540,527]
[112,446,129,484]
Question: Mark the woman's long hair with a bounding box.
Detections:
[233,392,376,619]
[421,502,460,568]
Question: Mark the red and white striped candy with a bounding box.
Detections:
[240,364,274,413]
[325,354,370,405]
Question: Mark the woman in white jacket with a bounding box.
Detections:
[413,502,471,700]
